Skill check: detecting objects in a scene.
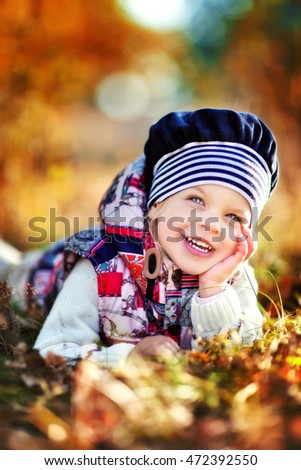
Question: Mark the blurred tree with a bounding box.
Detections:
[171,0,301,255]
[182,0,254,66]
[180,0,301,183]
[223,0,301,167]
[0,0,161,103]
[2,0,301,257]
[218,0,301,257]
[0,0,162,247]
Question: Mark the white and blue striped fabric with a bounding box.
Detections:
[147,141,271,213]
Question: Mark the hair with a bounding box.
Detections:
[147,199,169,243]
[146,199,175,269]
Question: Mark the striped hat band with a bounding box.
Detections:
[147,141,272,212]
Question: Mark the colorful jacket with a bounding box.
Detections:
[31,155,263,366]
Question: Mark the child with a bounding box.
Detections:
[18,108,280,368]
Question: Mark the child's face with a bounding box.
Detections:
[150,184,252,276]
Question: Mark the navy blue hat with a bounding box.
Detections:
[144,108,279,213]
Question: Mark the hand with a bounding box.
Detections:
[127,335,180,362]
[198,225,256,297]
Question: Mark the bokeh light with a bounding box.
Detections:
[119,0,188,30]
[95,72,150,121]
[95,53,192,121]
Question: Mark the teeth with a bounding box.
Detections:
[187,237,212,252]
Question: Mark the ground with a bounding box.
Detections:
[0,256,301,450]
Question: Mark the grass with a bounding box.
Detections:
[0,252,300,450]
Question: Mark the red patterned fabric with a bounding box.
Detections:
[97,272,123,296]
[28,155,198,347]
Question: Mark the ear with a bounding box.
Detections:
[150,202,159,210]
[147,202,160,218]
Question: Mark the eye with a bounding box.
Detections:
[227,213,243,223]
[190,196,204,205]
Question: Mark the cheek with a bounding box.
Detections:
[162,212,187,233]
[228,221,241,234]
[233,221,243,237]
[223,221,241,242]
[157,220,186,247]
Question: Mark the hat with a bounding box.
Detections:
[144,108,279,213]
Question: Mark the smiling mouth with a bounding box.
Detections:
[186,236,213,253]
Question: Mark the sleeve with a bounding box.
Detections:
[190,261,263,348]
[33,258,135,369]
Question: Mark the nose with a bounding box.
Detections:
[188,209,223,237]
[203,216,222,235]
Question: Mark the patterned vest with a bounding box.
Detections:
[27,155,199,347]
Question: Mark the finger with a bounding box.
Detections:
[213,249,245,283]
[233,231,248,261]
[240,225,257,260]
[236,237,248,259]
[150,335,180,351]
[236,227,251,259]
[162,336,181,351]
[136,336,180,357]
[156,345,179,358]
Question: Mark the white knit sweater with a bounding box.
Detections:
[33,258,263,369]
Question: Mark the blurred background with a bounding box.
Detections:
[1,0,301,270]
